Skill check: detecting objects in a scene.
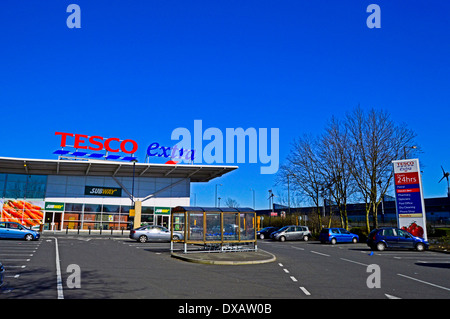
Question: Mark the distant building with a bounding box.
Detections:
[257,197,450,225]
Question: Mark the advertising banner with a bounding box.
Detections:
[1,200,44,227]
[392,159,427,240]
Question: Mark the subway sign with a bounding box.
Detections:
[154,207,171,215]
[45,202,65,211]
[85,186,122,197]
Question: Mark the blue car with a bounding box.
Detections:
[0,221,40,241]
[367,227,428,251]
[319,228,359,244]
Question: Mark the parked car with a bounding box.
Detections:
[367,227,429,251]
[271,225,311,242]
[129,225,184,243]
[257,227,279,239]
[319,228,359,245]
[0,261,4,288]
[0,221,40,241]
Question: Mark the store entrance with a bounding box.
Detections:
[44,212,63,231]
[156,215,169,229]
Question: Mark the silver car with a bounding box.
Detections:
[129,225,184,243]
[271,225,311,242]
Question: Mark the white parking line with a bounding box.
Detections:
[290,276,298,282]
[310,251,330,257]
[52,237,64,299]
[300,287,311,296]
[283,268,290,273]
[340,258,369,267]
[397,273,450,292]
[0,254,33,256]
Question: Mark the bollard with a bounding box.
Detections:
[77,225,80,235]
[66,225,69,234]
[110,227,113,235]
[88,226,91,235]
[121,227,124,235]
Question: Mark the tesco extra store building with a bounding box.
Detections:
[0,156,236,232]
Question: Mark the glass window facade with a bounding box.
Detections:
[59,203,133,230]
[1,173,181,232]
[0,173,47,200]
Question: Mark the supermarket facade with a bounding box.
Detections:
[0,156,236,231]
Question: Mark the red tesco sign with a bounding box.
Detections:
[55,132,138,154]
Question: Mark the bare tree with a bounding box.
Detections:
[278,135,325,232]
[345,107,418,233]
[278,107,419,235]
[225,198,240,208]
[318,116,357,230]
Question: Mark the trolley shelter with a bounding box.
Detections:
[171,206,257,253]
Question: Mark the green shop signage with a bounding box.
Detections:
[154,207,171,215]
[45,202,65,211]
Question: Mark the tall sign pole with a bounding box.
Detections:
[392,159,427,241]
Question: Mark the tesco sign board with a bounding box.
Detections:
[56,132,138,154]
[53,132,195,163]
[392,159,428,241]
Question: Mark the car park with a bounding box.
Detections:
[319,228,359,245]
[271,225,311,242]
[367,227,429,251]
[130,225,184,243]
[257,226,279,239]
[0,221,40,241]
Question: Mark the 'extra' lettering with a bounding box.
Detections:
[146,143,195,161]
[147,142,195,161]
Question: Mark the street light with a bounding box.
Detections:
[403,145,417,159]
[215,184,222,207]
[250,188,255,209]
[287,173,297,215]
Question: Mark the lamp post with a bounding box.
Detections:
[215,184,222,207]
[287,173,297,215]
[403,145,417,159]
[250,188,255,209]
[131,159,138,205]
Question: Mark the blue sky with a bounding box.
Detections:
[0,1,449,209]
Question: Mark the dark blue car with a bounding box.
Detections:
[367,227,428,251]
[319,228,359,244]
[257,227,279,239]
